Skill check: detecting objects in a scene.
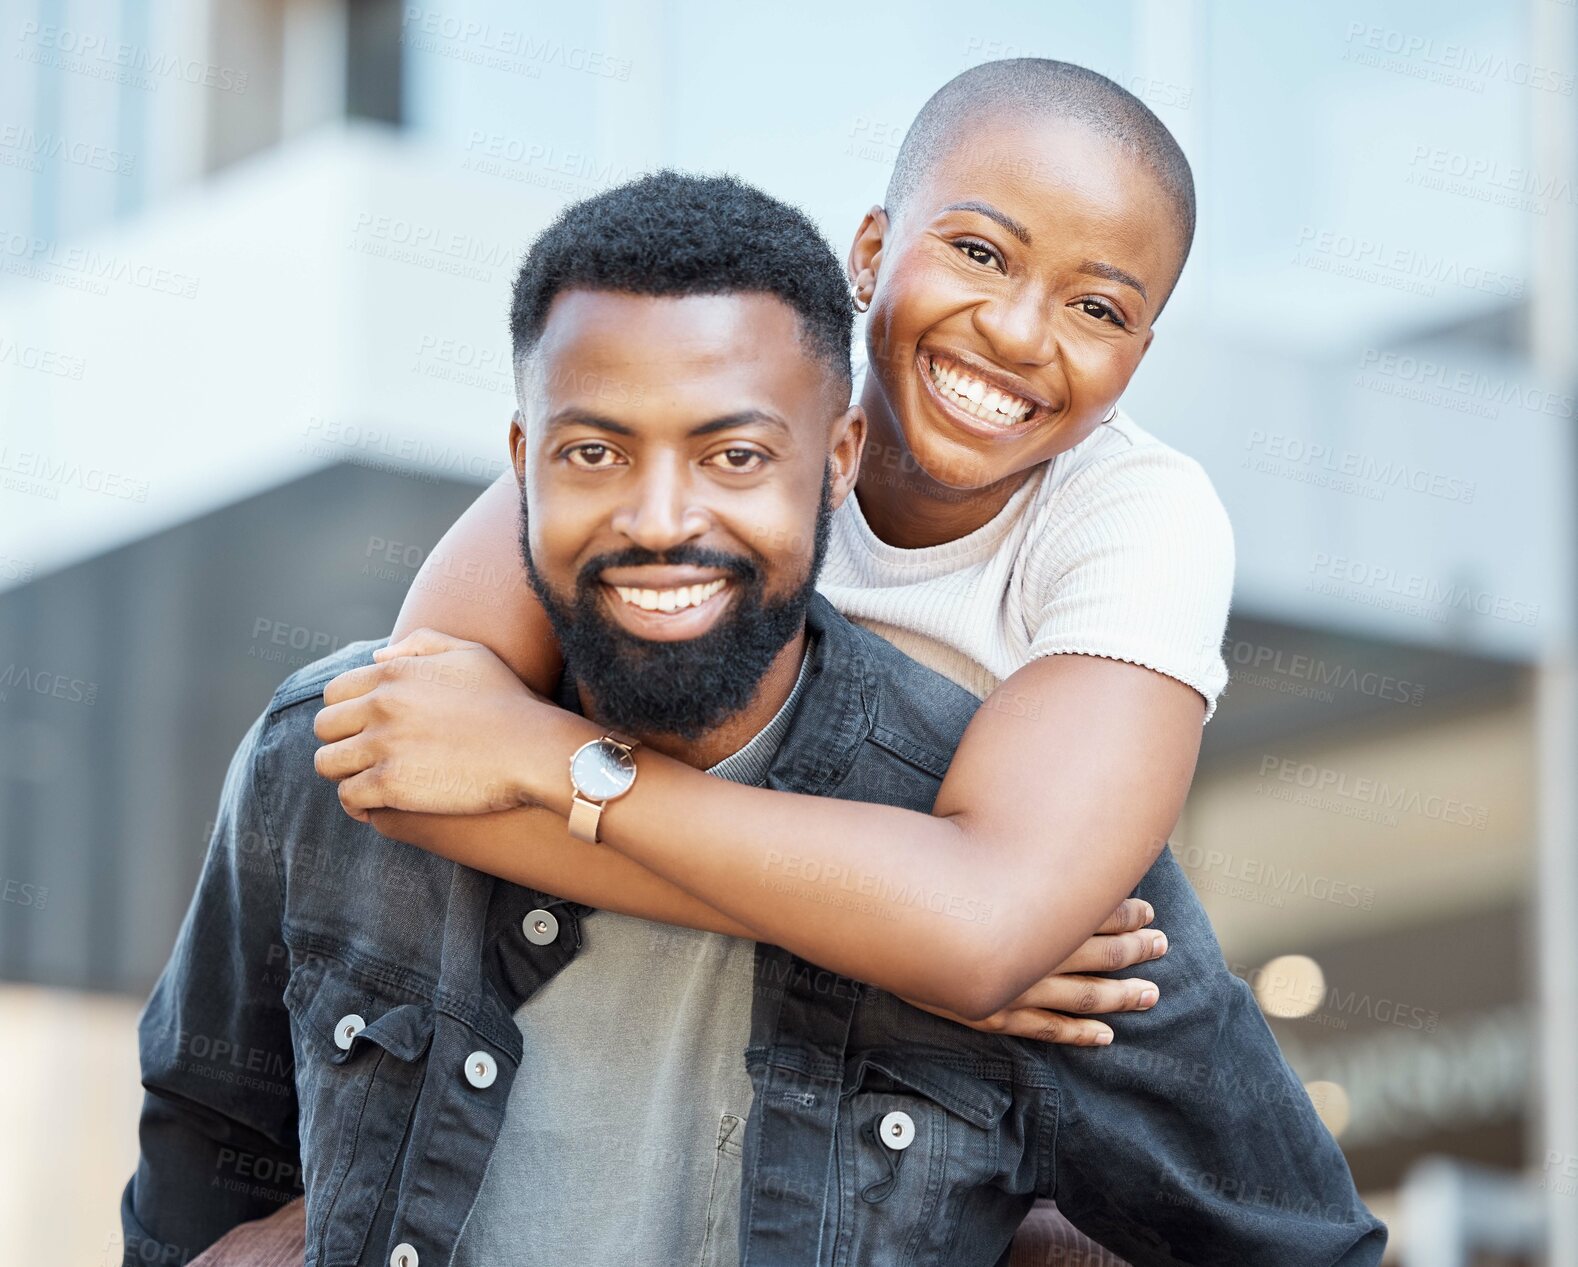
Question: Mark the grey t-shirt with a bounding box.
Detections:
[452,643,814,1266]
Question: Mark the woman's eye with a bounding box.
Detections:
[1077,298,1127,328]
[953,240,1002,269]
[566,443,620,468]
[708,447,765,472]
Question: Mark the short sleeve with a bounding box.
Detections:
[1022,443,1235,721]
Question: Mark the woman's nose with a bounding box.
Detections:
[972,284,1058,368]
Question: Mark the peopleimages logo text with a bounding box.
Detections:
[1295,227,1523,298]
[1358,349,1575,419]
[1309,554,1540,627]
[1259,755,1489,830]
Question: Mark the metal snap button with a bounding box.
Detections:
[522,908,559,945]
[464,1049,498,1089]
[333,1013,366,1051]
[878,1109,915,1151]
[389,1242,419,1267]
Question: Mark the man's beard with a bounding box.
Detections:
[521,466,833,741]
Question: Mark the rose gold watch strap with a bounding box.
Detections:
[568,794,604,844]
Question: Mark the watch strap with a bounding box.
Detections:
[568,793,605,844]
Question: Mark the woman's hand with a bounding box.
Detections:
[313,628,554,822]
[896,897,1166,1046]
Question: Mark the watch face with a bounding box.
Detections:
[571,739,637,801]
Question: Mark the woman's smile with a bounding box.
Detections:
[916,347,1053,441]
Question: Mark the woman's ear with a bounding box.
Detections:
[847,205,889,308]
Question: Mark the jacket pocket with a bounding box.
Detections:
[831,1050,1024,1267]
[283,952,435,1266]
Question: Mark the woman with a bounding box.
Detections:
[318,58,1228,1042]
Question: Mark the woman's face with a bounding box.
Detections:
[851,113,1185,492]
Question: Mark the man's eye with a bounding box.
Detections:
[1077,298,1127,328]
[707,448,765,472]
[566,443,620,467]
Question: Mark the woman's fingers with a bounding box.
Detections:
[373,627,476,662]
[313,736,376,782]
[1009,973,1159,1016]
[898,966,1162,1048]
[975,974,1162,1046]
[1056,928,1168,975]
[313,695,370,743]
[896,996,1116,1046]
[997,1010,1116,1046]
[1093,897,1155,935]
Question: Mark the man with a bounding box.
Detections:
[122,172,1384,1266]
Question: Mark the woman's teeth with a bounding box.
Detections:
[612,578,728,613]
[926,356,1035,426]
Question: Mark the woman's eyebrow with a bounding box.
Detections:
[938,200,1032,245]
[1079,259,1149,301]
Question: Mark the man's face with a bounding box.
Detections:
[510,291,861,739]
[854,113,1182,490]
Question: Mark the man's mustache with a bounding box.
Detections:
[574,545,762,594]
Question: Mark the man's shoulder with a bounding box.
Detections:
[265,638,390,720]
[238,637,466,955]
[808,596,982,781]
[243,639,391,786]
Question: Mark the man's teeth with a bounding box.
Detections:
[926,356,1035,426]
[612,578,728,612]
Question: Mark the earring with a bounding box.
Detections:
[1102,403,1119,424]
[850,281,871,314]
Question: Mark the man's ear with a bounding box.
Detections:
[508,409,527,488]
[847,205,889,304]
[827,405,866,509]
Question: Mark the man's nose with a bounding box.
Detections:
[972,280,1059,368]
[608,456,710,551]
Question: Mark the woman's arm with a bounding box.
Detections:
[370,803,1168,1044]
[394,468,563,692]
[325,636,1198,1021]
[375,500,1171,1044]
[512,650,1201,1020]
[326,469,1202,1021]
[375,803,759,937]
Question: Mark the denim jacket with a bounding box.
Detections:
[121,594,1386,1266]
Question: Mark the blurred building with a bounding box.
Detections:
[1,1,1572,1263]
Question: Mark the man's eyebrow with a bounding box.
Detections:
[688,410,792,438]
[543,410,636,436]
[541,409,793,438]
[1079,259,1149,302]
[939,200,1032,245]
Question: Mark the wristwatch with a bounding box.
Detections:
[567,731,642,843]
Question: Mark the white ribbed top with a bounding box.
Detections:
[816,408,1236,722]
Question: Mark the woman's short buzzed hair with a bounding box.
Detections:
[885,58,1196,306]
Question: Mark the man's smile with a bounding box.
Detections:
[597,567,737,641]
[612,577,728,612]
